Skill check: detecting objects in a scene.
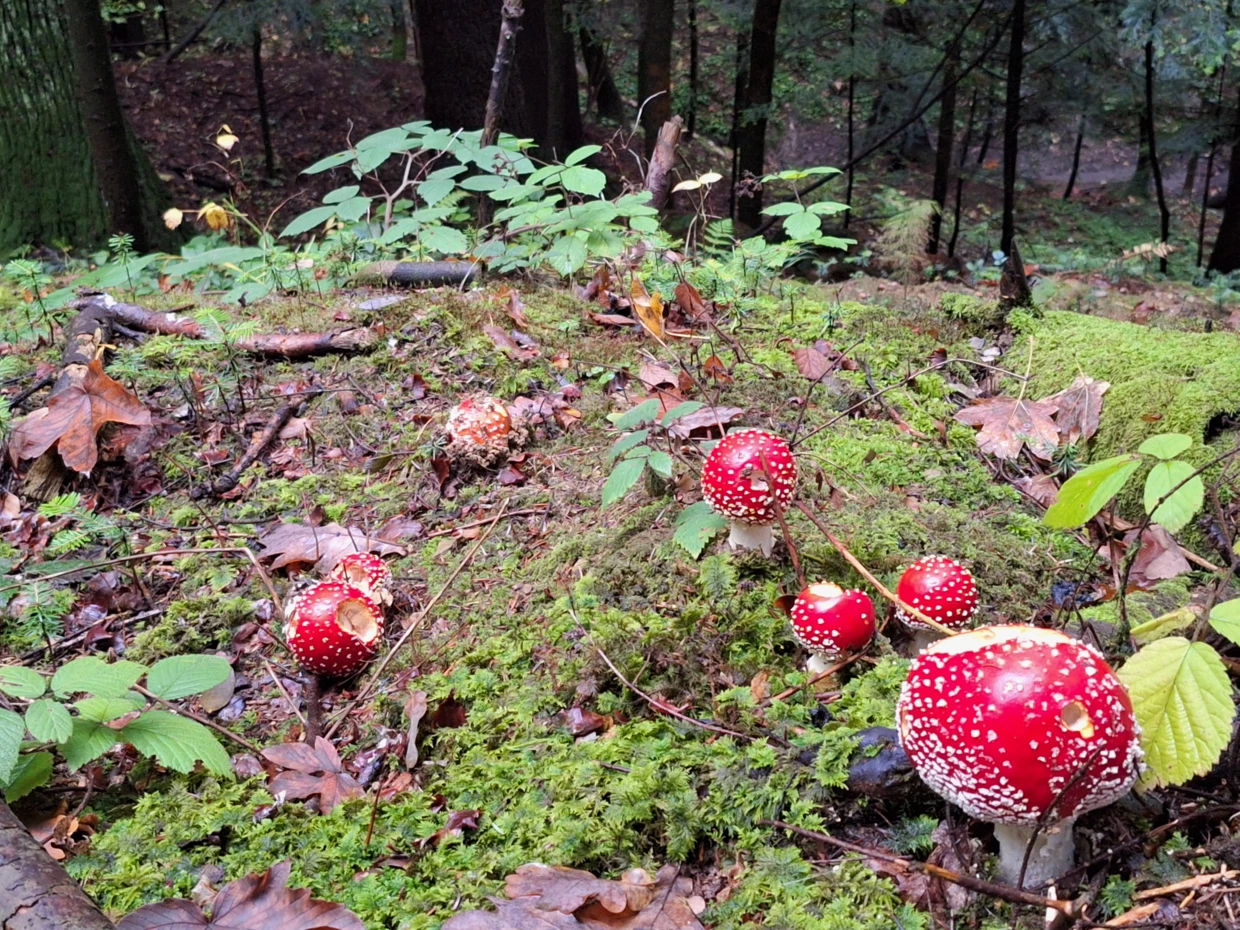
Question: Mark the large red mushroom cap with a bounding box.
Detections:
[897,625,1143,885]
[896,555,978,640]
[701,429,797,556]
[446,396,512,455]
[789,583,875,658]
[283,581,384,676]
[327,552,393,606]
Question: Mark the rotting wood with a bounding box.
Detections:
[644,115,685,210]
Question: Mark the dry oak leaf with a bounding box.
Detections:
[667,405,743,439]
[1044,375,1110,445]
[116,860,364,930]
[630,276,665,340]
[256,521,405,574]
[442,864,704,930]
[262,736,364,814]
[673,281,710,321]
[952,395,1060,460]
[8,358,151,474]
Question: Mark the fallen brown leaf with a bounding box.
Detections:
[1044,375,1109,446]
[667,406,744,439]
[673,282,709,320]
[404,690,428,769]
[256,521,405,574]
[1125,525,1191,587]
[483,324,539,361]
[638,361,679,390]
[262,737,364,814]
[116,860,364,929]
[1013,474,1060,507]
[504,288,532,327]
[561,706,609,737]
[8,358,152,474]
[953,395,1060,460]
[630,277,665,340]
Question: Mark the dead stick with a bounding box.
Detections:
[762,819,1077,917]
[303,673,323,742]
[424,506,548,538]
[794,502,954,636]
[261,657,308,733]
[133,683,262,754]
[323,502,509,739]
[762,654,860,707]
[192,390,322,499]
[762,451,805,589]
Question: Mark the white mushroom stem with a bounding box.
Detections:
[910,628,942,654]
[991,817,1077,890]
[806,653,833,676]
[727,520,775,557]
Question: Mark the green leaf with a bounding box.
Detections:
[560,166,607,196]
[613,399,662,431]
[807,201,850,216]
[1143,460,1203,534]
[322,185,360,205]
[62,718,120,770]
[760,202,805,217]
[0,709,21,783]
[545,234,588,275]
[1117,637,1235,788]
[420,225,470,255]
[25,699,72,743]
[673,501,729,560]
[1208,598,1240,646]
[629,215,661,234]
[120,711,232,777]
[1138,433,1193,459]
[646,450,674,480]
[333,196,372,223]
[3,751,53,802]
[0,666,46,699]
[52,657,146,699]
[783,211,822,241]
[418,177,457,206]
[564,145,602,166]
[459,174,509,192]
[1131,607,1196,644]
[146,655,232,702]
[302,150,354,174]
[279,205,339,238]
[74,696,143,723]
[661,401,706,425]
[814,235,857,250]
[601,458,647,508]
[1043,454,1142,528]
[609,430,651,462]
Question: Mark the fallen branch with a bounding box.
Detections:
[645,115,685,210]
[159,0,228,64]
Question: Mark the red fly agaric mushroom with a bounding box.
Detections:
[788,584,875,675]
[327,552,393,606]
[701,429,797,556]
[896,555,979,651]
[446,395,512,464]
[283,581,384,676]
[896,625,1142,889]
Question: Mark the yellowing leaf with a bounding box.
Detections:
[672,180,702,192]
[1130,606,1197,644]
[196,202,231,230]
[162,207,184,230]
[1117,637,1234,788]
[629,277,665,340]
[216,131,240,151]
[698,172,723,184]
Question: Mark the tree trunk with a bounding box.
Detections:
[390,0,408,60]
[579,27,623,121]
[927,40,958,253]
[481,0,524,148]
[948,89,978,257]
[0,798,116,930]
[1143,17,1170,274]
[1063,114,1085,200]
[637,0,674,157]
[686,0,699,136]
[252,22,275,178]
[999,0,1025,257]
[107,11,144,58]
[735,0,783,229]
[729,26,749,220]
[1182,151,1198,196]
[1128,118,1151,198]
[1207,96,1240,274]
[1199,6,1232,266]
[844,0,856,227]
[542,0,582,158]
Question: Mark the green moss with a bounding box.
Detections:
[940,291,1001,325]
[129,595,256,661]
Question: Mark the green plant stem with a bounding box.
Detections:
[133,684,262,754]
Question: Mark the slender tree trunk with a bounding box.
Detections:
[637,0,674,157]
[687,0,699,136]
[1,798,116,930]
[1207,85,1240,273]
[976,106,993,164]
[1128,118,1151,197]
[252,22,275,178]
[844,0,856,227]
[579,27,622,120]
[108,11,145,58]
[927,40,958,253]
[999,0,1025,257]
[390,0,408,60]
[735,0,783,228]
[481,0,524,148]
[1199,3,1232,266]
[1063,114,1085,200]
[729,26,749,221]
[543,0,581,157]
[1143,17,1170,274]
[1182,151,1198,196]
[159,7,171,49]
[64,0,150,250]
[948,89,978,257]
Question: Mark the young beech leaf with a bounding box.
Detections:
[674,501,728,559]
[1117,637,1234,788]
[1043,454,1142,528]
[0,666,46,699]
[601,458,647,508]
[1209,598,1240,646]
[3,751,53,803]
[1143,460,1203,534]
[0,709,22,784]
[145,655,232,702]
[1138,432,1193,460]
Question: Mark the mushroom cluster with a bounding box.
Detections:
[788,583,875,674]
[701,429,797,556]
[283,552,393,677]
[895,555,978,651]
[897,625,1143,889]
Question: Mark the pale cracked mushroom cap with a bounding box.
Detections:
[327,552,393,606]
[789,583,875,657]
[895,555,978,633]
[446,396,512,449]
[701,429,797,524]
[896,625,1143,826]
[283,581,384,676]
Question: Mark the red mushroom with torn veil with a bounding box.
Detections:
[701,429,797,556]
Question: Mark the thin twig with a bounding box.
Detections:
[261,657,308,733]
[425,506,547,538]
[761,450,804,589]
[303,673,323,742]
[323,502,509,739]
[133,684,262,754]
[795,502,954,635]
[761,654,861,706]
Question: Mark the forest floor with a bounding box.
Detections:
[3,255,1240,929]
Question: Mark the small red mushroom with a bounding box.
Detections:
[788,583,875,674]
[327,552,393,606]
[283,581,384,676]
[896,555,979,651]
[701,429,797,556]
[896,625,1143,888]
[446,396,512,463]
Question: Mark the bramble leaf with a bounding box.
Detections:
[145,655,232,702]
[601,458,647,508]
[1043,454,1142,528]
[1143,460,1203,534]
[0,666,46,699]
[673,501,729,559]
[120,711,232,777]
